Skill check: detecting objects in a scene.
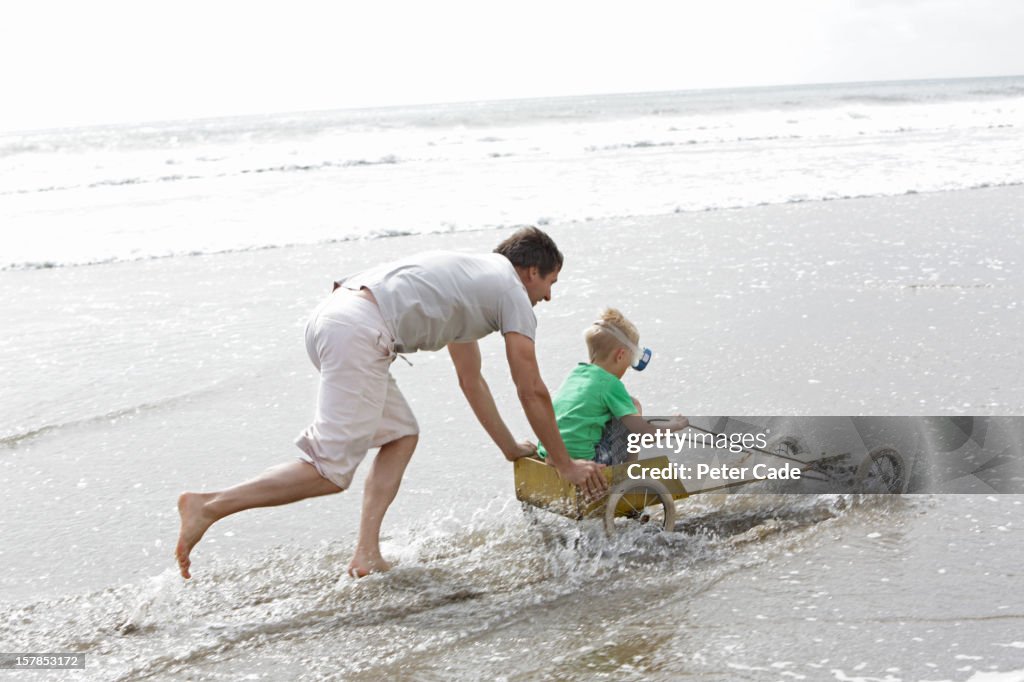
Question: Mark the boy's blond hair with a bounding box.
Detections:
[585,308,640,362]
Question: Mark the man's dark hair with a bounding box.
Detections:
[494,226,564,277]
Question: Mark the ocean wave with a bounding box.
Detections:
[0,155,404,197]
[3,182,1021,272]
[968,85,1024,97]
[589,112,1021,153]
[0,141,52,158]
[90,174,203,188]
[837,94,919,104]
[7,174,190,195]
[0,385,226,448]
[663,181,1024,211]
[0,226,450,271]
[238,155,400,174]
[586,139,682,151]
[586,133,815,152]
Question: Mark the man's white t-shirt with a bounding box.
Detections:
[336,251,537,353]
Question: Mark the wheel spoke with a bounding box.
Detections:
[604,481,678,536]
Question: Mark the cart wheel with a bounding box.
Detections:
[854,447,908,493]
[769,435,804,458]
[603,479,677,536]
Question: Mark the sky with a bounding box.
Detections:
[1,0,1022,133]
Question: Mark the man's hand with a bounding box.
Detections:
[553,458,608,500]
[504,440,537,462]
[503,332,609,499]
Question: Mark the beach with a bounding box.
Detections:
[2,77,1024,680]
[2,184,1023,680]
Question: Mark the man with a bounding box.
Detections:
[175,226,607,579]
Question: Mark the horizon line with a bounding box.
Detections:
[3,72,1022,137]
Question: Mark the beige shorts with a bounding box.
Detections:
[294,288,419,490]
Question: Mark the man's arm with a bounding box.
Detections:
[503,332,608,497]
[448,341,536,461]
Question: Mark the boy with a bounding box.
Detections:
[539,308,688,465]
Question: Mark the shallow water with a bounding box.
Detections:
[1,186,1023,679]
[3,494,1022,680]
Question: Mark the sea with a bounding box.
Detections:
[2,77,1023,681]
[3,76,1023,270]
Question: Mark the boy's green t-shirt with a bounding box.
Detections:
[538,363,638,461]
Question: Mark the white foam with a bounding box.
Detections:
[966,670,1024,682]
[4,79,1023,269]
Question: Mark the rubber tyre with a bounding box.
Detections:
[854,446,908,493]
[603,479,677,536]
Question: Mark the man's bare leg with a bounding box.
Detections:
[348,434,418,577]
[176,460,341,578]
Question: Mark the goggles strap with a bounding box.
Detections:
[592,321,640,362]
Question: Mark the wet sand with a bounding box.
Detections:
[1,186,1022,680]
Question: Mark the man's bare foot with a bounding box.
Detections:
[175,492,216,579]
[346,553,391,578]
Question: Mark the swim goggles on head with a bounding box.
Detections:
[592,321,653,371]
